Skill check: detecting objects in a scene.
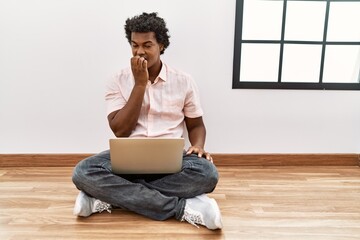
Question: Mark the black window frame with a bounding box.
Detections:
[232,0,360,90]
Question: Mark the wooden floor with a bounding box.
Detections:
[1,166,359,240]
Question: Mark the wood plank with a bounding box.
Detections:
[0,153,359,167]
[1,166,360,239]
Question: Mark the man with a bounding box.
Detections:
[72,12,222,230]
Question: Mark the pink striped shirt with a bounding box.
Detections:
[105,63,203,138]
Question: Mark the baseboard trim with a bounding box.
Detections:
[0,154,92,167]
[0,153,359,167]
[213,154,360,166]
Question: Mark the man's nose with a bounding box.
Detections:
[137,46,145,55]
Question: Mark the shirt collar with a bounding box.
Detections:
[154,62,167,83]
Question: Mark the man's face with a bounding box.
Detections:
[130,32,163,69]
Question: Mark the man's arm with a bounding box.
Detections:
[185,116,212,161]
[108,56,148,137]
[107,85,146,137]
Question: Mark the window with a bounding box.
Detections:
[232,0,360,90]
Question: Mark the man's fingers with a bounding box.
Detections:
[206,153,213,163]
[131,56,147,69]
[187,147,213,162]
[142,58,147,69]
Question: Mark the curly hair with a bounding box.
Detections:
[124,12,170,55]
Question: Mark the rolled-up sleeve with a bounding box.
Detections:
[184,76,203,118]
[105,74,127,116]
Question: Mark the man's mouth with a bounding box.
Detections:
[138,55,147,60]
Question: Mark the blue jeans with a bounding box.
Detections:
[72,150,219,221]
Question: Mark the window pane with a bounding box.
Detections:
[282,44,322,83]
[242,0,283,40]
[285,1,326,41]
[323,45,360,83]
[327,2,360,41]
[240,43,280,82]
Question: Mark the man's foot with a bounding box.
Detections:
[181,194,223,230]
[73,191,112,217]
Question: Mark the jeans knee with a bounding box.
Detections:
[72,160,87,188]
[197,160,219,192]
[72,165,80,187]
[207,164,219,189]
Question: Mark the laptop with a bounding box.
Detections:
[109,138,185,174]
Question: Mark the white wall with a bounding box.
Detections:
[1,0,359,154]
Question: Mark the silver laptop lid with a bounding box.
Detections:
[109,138,184,174]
